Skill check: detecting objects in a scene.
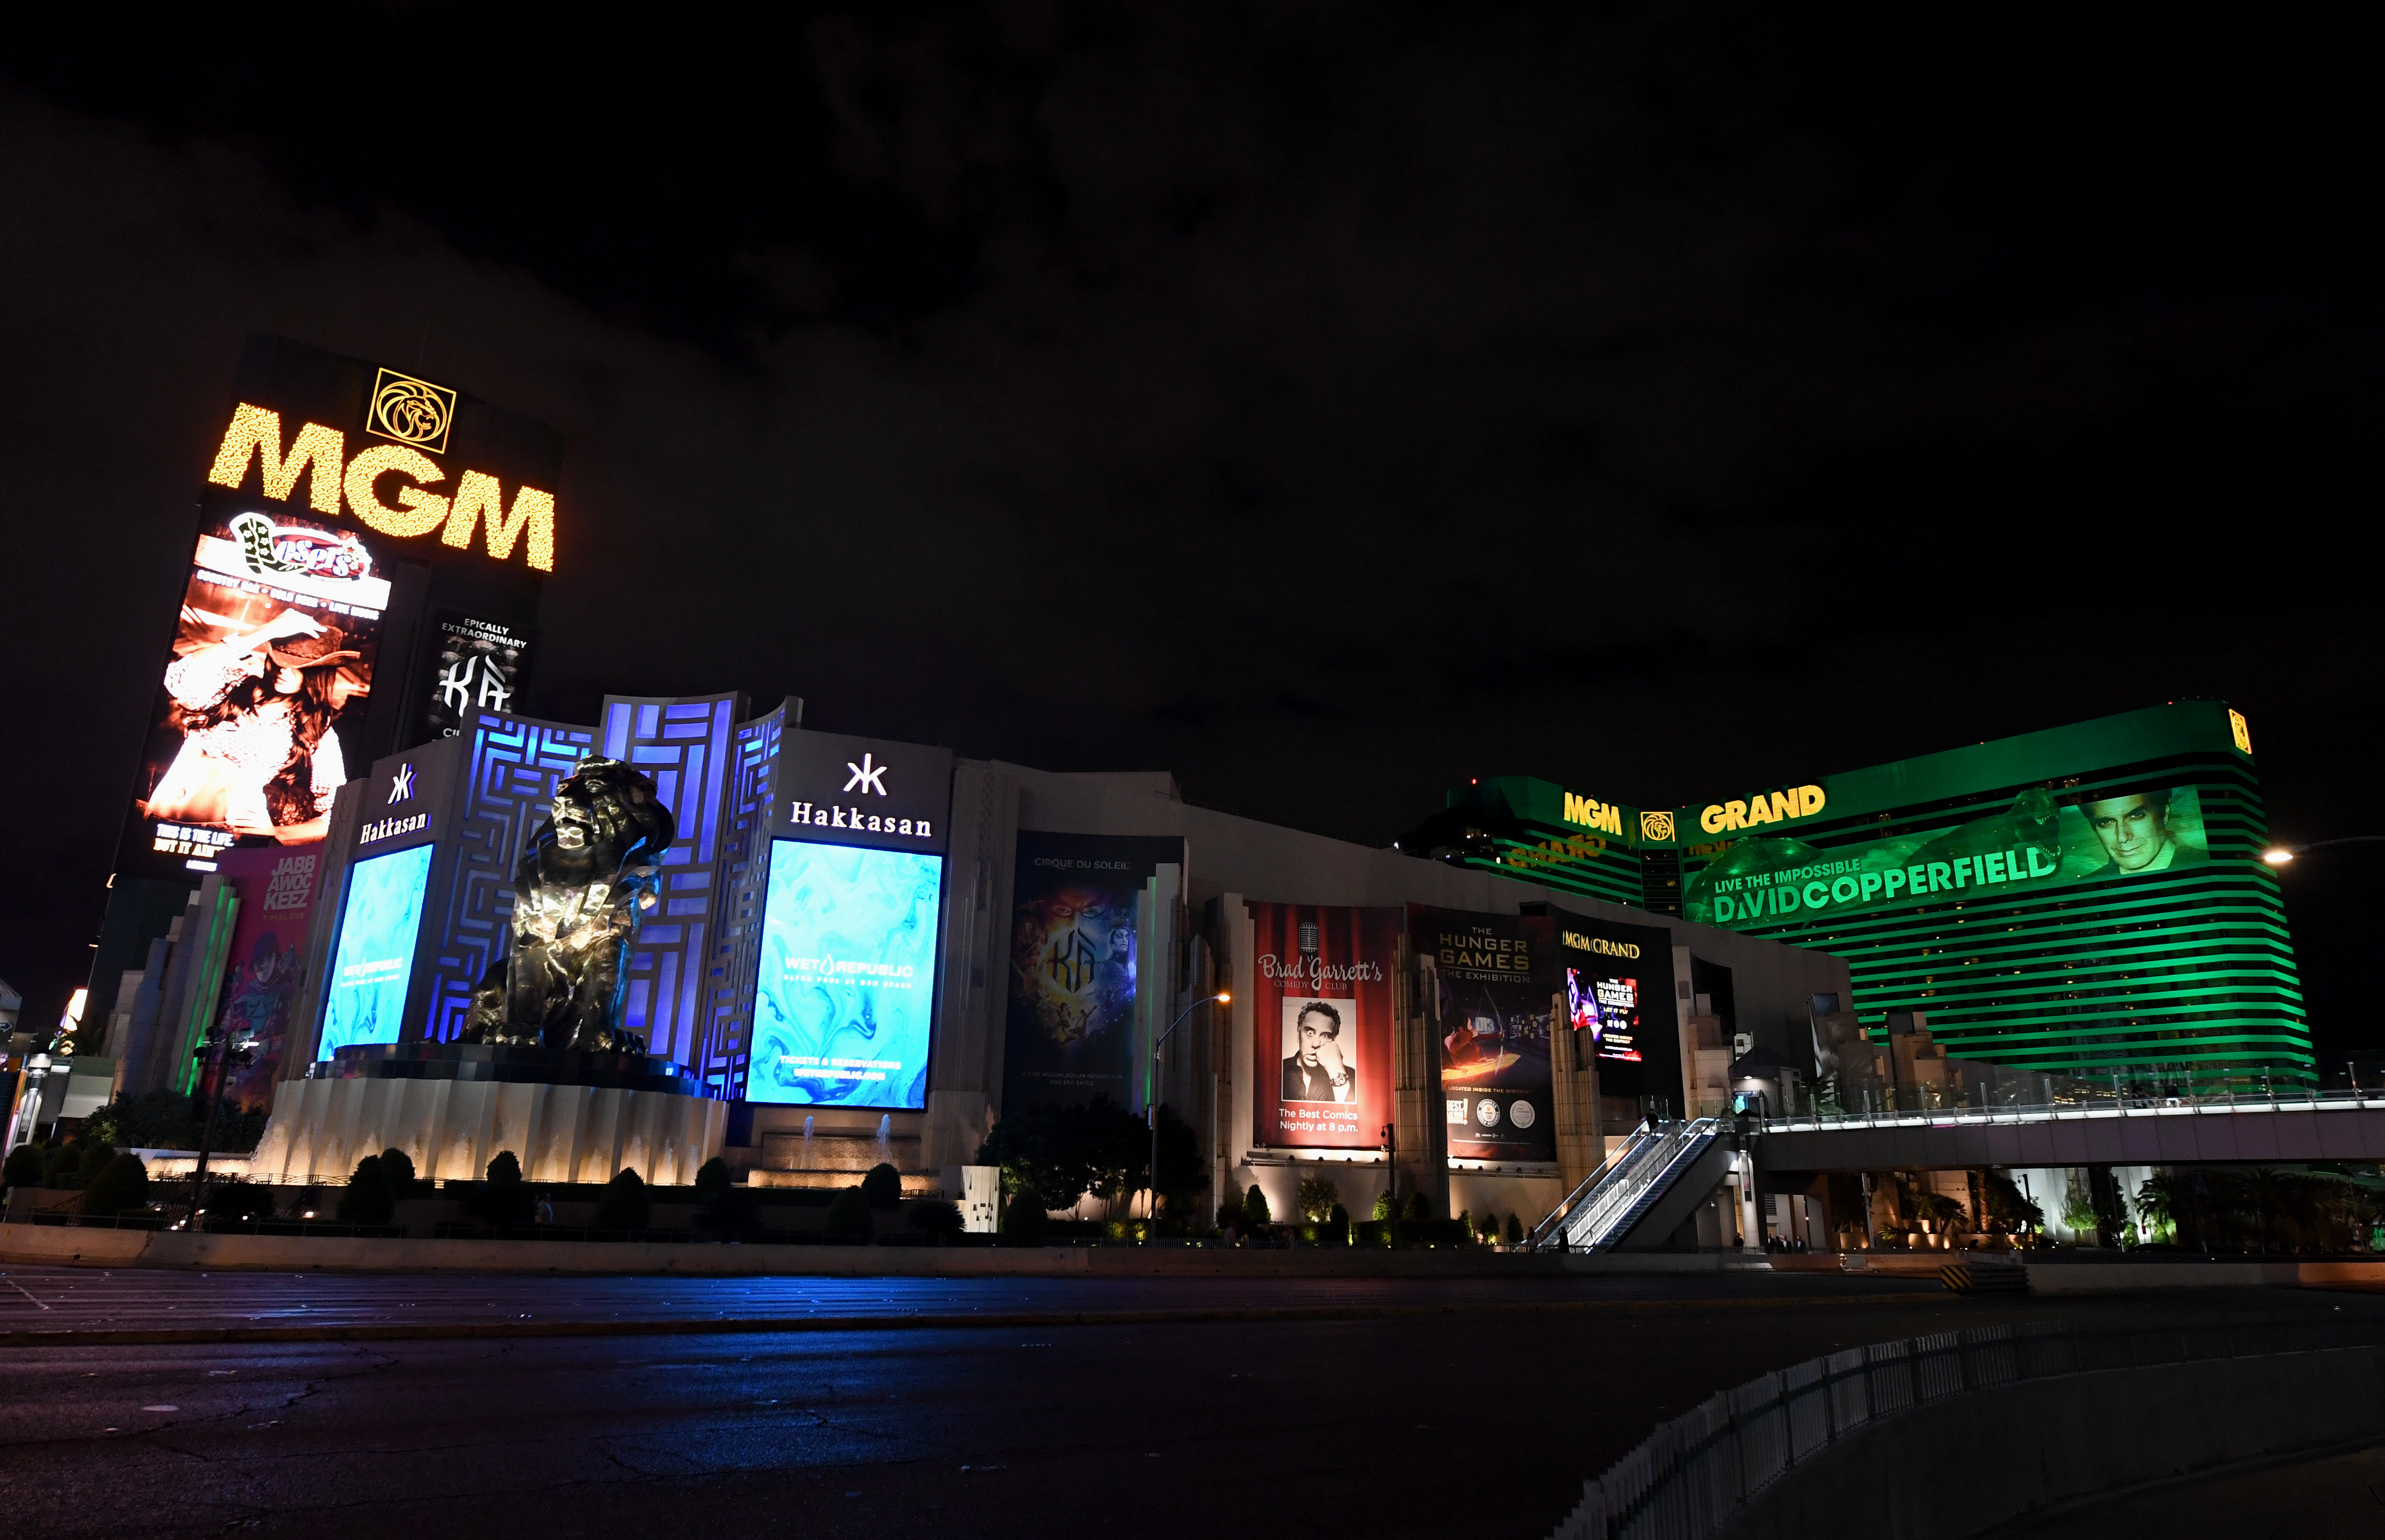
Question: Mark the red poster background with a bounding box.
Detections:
[1248,904,1400,1150]
[205,844,324,1111]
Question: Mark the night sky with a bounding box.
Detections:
[1,7,2378,1058]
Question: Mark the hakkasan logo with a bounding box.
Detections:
[1560,930,1641,959]
[368,368,458,455]
[229,512,375,584]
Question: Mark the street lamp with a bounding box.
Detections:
[2261,836,2385,865]
[1148,990,1229,1238]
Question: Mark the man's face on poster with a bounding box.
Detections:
[1297,1009,1338,1068]
[2084,794,2170,873]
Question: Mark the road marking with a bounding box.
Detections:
[7,1279,51,1311]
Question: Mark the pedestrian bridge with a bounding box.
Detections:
[1756,1090,2385,1173]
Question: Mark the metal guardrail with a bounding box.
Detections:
[1549,1316,2385,1540]
[1761,1085,2385,1135]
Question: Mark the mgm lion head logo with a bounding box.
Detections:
[367,367,457,454]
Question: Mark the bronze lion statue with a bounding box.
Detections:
[460,756,677,1054]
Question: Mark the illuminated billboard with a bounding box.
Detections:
[748,838,942,1108]
[1248,904,1399,1151]
[1403,701,2308,1087]
[420,612,532,740]
[206,846,324,1109]
[1001,832,1184,1110]
[1414,905,1557,1163]
[126,507,389,879]
[1550,911,1678,1101]
[318,842,433,1060]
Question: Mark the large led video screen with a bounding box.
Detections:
[750,838,942,1108]
[317,842,433,1061]
[126,505,389,878]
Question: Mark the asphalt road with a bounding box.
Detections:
[3,1275,2379,1540]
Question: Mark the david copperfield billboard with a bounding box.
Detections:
[1414,905,1557,1163]
[1248,904,1399,1151]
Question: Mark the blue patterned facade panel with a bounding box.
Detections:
[600,693,744,1078]
[423,711,597,1044]
[703,703,788,1098]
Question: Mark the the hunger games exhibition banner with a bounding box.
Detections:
[1002,832,1185,1110]
[1413,905,1558,1163]
[1550,908,1678,1103]
[204,844,324,1111]
[1248,904,1399,1150]
[124,500,389,880]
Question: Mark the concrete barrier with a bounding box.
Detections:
[1734,1346,2385,1540]
[0,1223,1754,1277]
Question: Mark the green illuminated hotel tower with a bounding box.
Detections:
[1400,701,2309,1086]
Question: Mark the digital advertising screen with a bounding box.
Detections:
[125,503,389,879]
[1551,910,1677,1100]
[317,842,433,1061]
[749,838,943,1108]
[1685,783,2214,930]
[419,611,532,740]
[1248,904,1400,1150]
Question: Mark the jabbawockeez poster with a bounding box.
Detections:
[1247,904,1399,1151]
[1413,905,1558,1163]
[205,844,324,1111]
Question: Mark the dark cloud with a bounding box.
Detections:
[0,4,2379,1045]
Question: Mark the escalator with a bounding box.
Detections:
[1527,1118,1735,1252]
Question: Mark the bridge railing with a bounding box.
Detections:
[1760,1083,2385,1134]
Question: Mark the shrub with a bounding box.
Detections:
[1295,1174,1341,1223]
[907,1199,964,1238]
[692,1158,758,1238]
[1404,1191,1429,1223]
[335,1155,394,1226]
[1322,1202,1350,1245]
[81,1154,150,1218]
[1004,1183,1049,1240]
[861,1161,903,1210]
[1504,1212,1525,1246]
[694,1156,734,1200]
[592,1168,651,1233]
[826,1185,875,1239]
[1472,1209,1499,1242]
[2,1142,42,1189]
[41,1140,84,1189]
[465,1150,536,1227]
[1244,1184,1272,1227]
[378,1148,420,1198]
[1372,1191,1396,1222]
[77,1143,118,1187]
[1216,1198,1245,1232]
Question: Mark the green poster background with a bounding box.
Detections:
[1685,786,2211,929]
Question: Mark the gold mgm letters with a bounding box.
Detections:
[1700,784,1827,835]
[1561,791,1624,836]
[206,402,556,572]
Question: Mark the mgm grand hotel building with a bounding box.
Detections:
[1401,700,2308,1092]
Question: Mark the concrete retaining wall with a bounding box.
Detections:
[1735,1347,2385,1540]
[0,1222,1742,1277]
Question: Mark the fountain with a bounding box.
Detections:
[800,1114,815,1171]
[874,1113,893,1169]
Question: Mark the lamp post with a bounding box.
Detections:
[5,1052,52,1156]
[1148,990,1229,1238]
[2261,836,2385,865]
